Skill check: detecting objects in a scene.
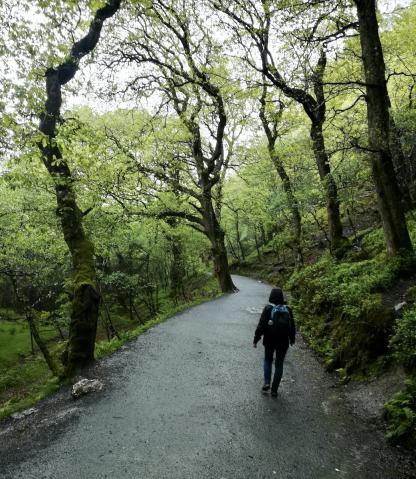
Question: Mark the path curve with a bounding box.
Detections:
[0,276,413,478]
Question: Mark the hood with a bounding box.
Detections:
[269,288,284,305]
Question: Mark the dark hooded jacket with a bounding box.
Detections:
[253,288,296,347]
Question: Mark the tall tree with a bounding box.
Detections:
[353,0,413,255]
[106,0,238,292]
[259,84,303,264]
[37,0,122,375]
[214,0,346,252]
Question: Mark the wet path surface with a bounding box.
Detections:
[0,275,413,478]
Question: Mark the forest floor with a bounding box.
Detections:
[1,275,415,479]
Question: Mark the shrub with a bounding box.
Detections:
[390,306,416,370]
[384,377,416,448]
[287,252,400,372]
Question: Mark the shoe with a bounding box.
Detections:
[271,390,278,397]
[262,384,270,392]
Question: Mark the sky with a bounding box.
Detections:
[63,0,413,114]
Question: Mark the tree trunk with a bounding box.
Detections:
[235,213,246,261]
[27,313,60,377]
[354,0,413,255]
[39,77,100,374]
[30,328,34,355]
[226,235,240,261]
[310,121,344,252]
[62,234,100,374]
[202,195,237,293]
[169,231,186,302]
[254,228,261,261]
[310,50,345,253]
[269,147,303,264]
[36,1,121,376]
[389,117,412,210]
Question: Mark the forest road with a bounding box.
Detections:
[0,275,414,479]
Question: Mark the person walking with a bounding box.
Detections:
[253,287,296,397]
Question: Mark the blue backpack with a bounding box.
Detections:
[269,304,291,337]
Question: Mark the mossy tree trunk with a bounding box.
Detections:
[354,0,413,256]
[37,0,121,376]
[235,210,246,261]
[201,192,237,293]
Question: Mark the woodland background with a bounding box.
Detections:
[0,0,416,447]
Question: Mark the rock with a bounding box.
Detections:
[11,407,37,420]
[71,378,104,399]
[394,301,407,314]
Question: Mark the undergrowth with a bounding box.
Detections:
[286,251,406,373]
[384,377,416,448]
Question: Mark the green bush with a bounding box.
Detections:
[287,252,397,316]
[390,306,416,370]
[384,377,416,448]
[287,252,400,372]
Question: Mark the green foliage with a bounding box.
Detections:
[288,252,395,317]
[0,345,62,420]
[390,306,416,370]
[0,276,220,420]
[0,319,58,368]
[287,248,402,372]
[384,377,416,448]
[1,0,416,440]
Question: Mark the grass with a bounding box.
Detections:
[0,358,60,419]
[0,276,221,420]
[0,319,59,368]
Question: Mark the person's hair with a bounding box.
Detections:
[269,288,284,305]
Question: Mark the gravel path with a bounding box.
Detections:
[0,275,414,479]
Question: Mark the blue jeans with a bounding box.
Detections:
[264,344,288,392]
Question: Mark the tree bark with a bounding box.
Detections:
[389,117,412,210]
[269,147,303,263]
[234,211,246,261]
[202,193,237,293]
[37,0,121,376]
[169,231,186,302]
[27,313,60,377]
[310,121,344,251]
[311,51,345,253]
[259,84,303,263]
[354,0,413,255]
